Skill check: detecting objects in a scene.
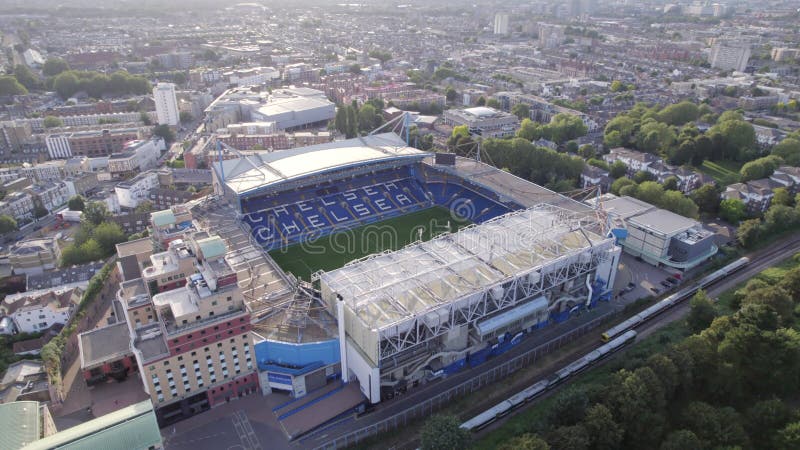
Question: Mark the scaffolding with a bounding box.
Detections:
[319,204,617,365]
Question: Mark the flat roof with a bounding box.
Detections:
[78,322,132,369]
[628,208,698,237]
[150,209,175,227]
[214,133,426,195]
[597,195,655,220]
[197,236,226,260]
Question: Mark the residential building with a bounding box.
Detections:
[115,171,160,209]
[154,82,180,127]
[722,178,779,213]
[63,172,99,197]
[19,161,64,183]
[0,192,35,222]
[770,166,800,194]
[108,139,162,178]
[493,13,510,35]
[45,128,141,158]
[0,120,33,152]
[580,165,611,192]
[443,107,519,138]
[78,321,137,386]
[538,23,565,49]
[226,67,280,87]
[603,147,661,174]
[1,286,82,334]
[148,188,196,210]
[709,42,751,72]
[141,239,196,295]
[771,47,799,62]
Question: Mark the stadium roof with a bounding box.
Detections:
[213,133,426,196]
[320,205,610,333]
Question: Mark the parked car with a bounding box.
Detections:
[660,281,672,288]
[650,287,660,294]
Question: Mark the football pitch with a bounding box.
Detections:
[269,207,471,281]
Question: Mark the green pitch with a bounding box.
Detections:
[269,207,471,281]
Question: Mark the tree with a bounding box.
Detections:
[771,138,800,166]
[778,422,800,450]
[357,104,381,132]
[635,180,664,205]
[610,80,624,92]
[135,200,154,214]
[745,399,792,449]
[583,404,623,450]
[487,98,502,109]
[348,64,361,74]
[611,177,635,195]
[13,64,39,90]
[773,187,793,206]
[739,155,783,182]
[512,103,531,120]
[67,196,85,211]
[736,218,761,248]
[763,204,800,234]
[663,176,679,191]
[609,161,628,178]
[179,111,193,123]
[476,96,486,106]
[547,386,589,427]
[33,205,48,219]
[517,119,543,141]
[140,111,152,126]
[345,105,358,138]
[498,434,550,450]
[0,214,18,234]
[636,119,676,154]
[547,425,590,450]
[82,201,109,227]
[42,58,70,76]
[52,71,79,99]
[0,76,28,96]
[153,124,176,144]
[445,86,457,103]
[680,402,748,449]
[92,222,127,255]
[719,198,746,224]
[660,430,702,450]
[691,184,720,214]
[711,119,756,160]
[656,101,700,126]
[43,116,63,128]
[420,415,469,450]
[688,290,716,332]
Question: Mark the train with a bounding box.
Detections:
[600,256,749,342]
[460,330,637,431]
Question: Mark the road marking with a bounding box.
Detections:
[231,410,262,450]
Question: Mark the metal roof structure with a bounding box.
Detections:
[0,401,40,450]
[320,204,614,364]
[212,133,426,196]
[24,400,161,450]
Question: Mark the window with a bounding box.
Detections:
[163,361,169,366]
[217,343,223,348]
[211,301,218,306]
[227,296,232,301]
[177,356,183,361]
[191,351,196,356]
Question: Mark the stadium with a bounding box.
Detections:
[208,132,621,411]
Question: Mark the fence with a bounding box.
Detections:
[314,310,617,450]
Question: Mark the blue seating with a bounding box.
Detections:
[240,165,522,251]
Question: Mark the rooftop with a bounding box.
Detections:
[0,401,40,449]
[628,208,699,237]
[321,205,609,332]
[213,133,426,195]
[78,322,132,370]
[24,400,161,450]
